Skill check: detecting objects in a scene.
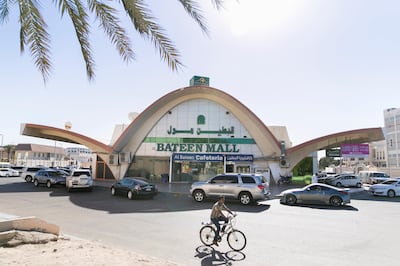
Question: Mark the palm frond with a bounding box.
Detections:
[211,0,226,10]
[18,0,52,82]
[0,0,13,24]
[176,0,209,36]
[56,0,95,81]
[87,0,134,62]
[122,0,183,71]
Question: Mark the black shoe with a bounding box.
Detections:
[221,226,226,233]
[213,240,219,246]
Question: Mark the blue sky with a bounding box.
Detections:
[1,0,399,150]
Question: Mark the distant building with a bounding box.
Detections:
[65,147,93,168]
[370,140,387,168]
[14,143,68,167]
[384,108,400,167]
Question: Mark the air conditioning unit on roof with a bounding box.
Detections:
[119,152,131,163]
[109,154,118,165]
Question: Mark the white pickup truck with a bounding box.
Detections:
[359,171,390,184]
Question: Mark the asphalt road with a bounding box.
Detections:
[1,177,399,266]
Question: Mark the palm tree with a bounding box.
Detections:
[0,0,225,82]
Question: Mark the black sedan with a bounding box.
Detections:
[278,183,351,207]
[110,177,158,200]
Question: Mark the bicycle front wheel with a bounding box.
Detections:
[227,229,247,251]
[199,225,216,246]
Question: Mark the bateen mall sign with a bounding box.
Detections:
[172,153,254,162]
[156,143,240,153]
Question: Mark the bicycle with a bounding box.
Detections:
[199,213,247,251]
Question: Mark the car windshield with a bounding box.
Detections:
[73,171,90,177]
[134,179,148,185]
[381,180,398,185]
[48,171,62,177]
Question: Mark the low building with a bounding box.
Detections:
[14,143,69,167]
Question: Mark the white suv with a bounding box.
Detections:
[190,173,270,205]
[66,169,93,192]
[21,167,45,182]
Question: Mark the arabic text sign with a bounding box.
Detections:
[167,126,235,136]
[341,144,369,158]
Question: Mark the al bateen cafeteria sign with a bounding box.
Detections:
[172,153,254,162]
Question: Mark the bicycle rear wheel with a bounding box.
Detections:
[227,229,246,251]
[199,225,216,246]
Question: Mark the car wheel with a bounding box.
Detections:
[192,190,205,202]
[356,182,362,188]
[25,176,32,182]
[33,179,39,187]
[239,192,253,205]
[387,190,395,198]
[127,190,135,200]
[111,187,116,196]
[46,180,52,188]
[285,194,297,205]
[330,196,343,207]
[336,182,342,187]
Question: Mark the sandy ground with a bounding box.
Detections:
[0,235,179,266]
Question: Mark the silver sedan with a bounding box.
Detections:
[278,183,351,207]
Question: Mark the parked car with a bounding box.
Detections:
[0,168,20,177]
[359,171,390,184]
[21,167,45,182]
[110,177,158,200]
[65,169,93,192]
[10,166,24,175]
[278,183,351,207]
[327,174,362,188]
[317,171,337,183]
[190,173,270,205]
[55,169,70,176]
[33,169,67,188]
[369,178,400,198]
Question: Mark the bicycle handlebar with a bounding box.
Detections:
[228,212,237,219]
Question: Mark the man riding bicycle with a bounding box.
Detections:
[210,195,234,246]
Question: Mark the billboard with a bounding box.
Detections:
[340,144,369,158]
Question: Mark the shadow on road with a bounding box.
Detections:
[281,203,359,211]
[1,178,398,216]
[194,245,246,266]
[0,178,270,214]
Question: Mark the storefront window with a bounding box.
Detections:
[172,161,224,182]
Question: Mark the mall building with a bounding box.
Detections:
[21,77,384,183]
